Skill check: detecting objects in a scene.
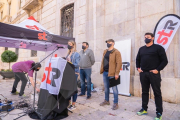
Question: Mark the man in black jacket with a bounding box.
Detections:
[136,33,168,120]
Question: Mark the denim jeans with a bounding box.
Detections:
[80,68,92,97]
[103,71,119,104]
[72,74,78,102]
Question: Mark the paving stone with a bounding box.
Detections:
[174,104,180,111]
[101,114,125,120]
[171,111,180,120]
[143,116,155,120]
[129,115,147,120]
[117,111,136,119]
[163,109,174,117]
[0,79,179,120]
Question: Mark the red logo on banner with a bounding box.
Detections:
[26,25,40,31]
[19,42,27,48]
[26,25,48,41]
[42,63,52,84]
[41,63,61,87]
[157,30,173,45]
[38,32,47,41]
[120,62,130,71]
[157,20,178,45]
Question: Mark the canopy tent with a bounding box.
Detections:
[0,17,76,119]
[13,16,53,34]
[0,16,74,51]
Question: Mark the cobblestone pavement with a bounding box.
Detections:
[0,78,179,120]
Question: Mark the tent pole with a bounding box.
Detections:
[29,46,62,71]
[33,71,37,109]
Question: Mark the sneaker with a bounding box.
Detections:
[78,93,85,96]
[11,91,19,95]
[155,113,162,120]
[91,89,97,93]
[68,105,76,111]
[99,100,110,106]
[86,96,91,99]
[68,105,72,109]
[112,103,119,110]
[19,94,29,99]
[67,101,72,108]
[137,108,148,116]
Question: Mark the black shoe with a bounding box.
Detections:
[78,93,85,96]
[86,96,91,99]
[11,91,19,95]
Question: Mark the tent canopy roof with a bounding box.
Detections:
[0,19,74,51]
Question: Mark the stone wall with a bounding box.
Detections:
[133,0,180,103]
[54,0,180,103]
[0,0,180,103]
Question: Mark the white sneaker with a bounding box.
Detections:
[68,105,76,111]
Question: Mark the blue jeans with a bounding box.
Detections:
[80,68,92,97]
[72,74,78,102]
[103,72,119,104]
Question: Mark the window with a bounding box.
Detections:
[15,48,19,55]
[5,47,8,51]
[61,4,74,37]
[1,11,3,19]
[31,50,37,57]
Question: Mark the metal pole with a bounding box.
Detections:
[33,71,37,109]
[29,47,61,71]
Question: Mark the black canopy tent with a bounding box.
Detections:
[0,22,75,51]
[0,22,77,119]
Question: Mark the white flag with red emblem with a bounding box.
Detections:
[154,14,180,51]
[40,57,67,95]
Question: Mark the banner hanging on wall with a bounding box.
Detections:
[154,14,180,51]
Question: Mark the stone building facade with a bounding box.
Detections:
[0,0,180,103]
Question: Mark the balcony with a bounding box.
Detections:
[22,0,43,12]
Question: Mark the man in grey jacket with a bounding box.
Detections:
[78,42,95,99]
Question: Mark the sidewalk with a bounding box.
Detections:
[0,78,179,120]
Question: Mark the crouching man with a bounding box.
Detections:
[11,60,41,98]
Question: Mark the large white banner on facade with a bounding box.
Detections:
[110,39,131,96]
[154,14,180,51]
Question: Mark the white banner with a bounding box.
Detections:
[40,57,67,95]
[154,14,180,51]
[110,39,131,96]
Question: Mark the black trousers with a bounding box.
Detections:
[11,72,28,96]
[140,72,163,115]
